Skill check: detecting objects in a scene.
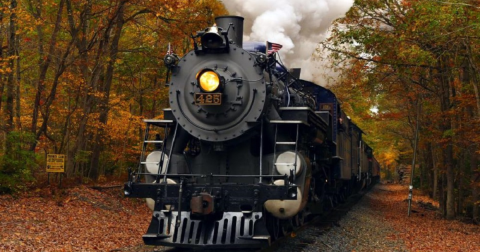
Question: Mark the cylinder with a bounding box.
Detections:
[215,16,244,47]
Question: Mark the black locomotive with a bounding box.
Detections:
[124,16,380,249]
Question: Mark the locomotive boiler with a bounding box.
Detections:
[124,15,379,249]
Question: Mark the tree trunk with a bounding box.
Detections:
[15,37,21,130]
[444,109,455,220]
[5,0,17,137]
[472,150,479,223]
[463,39,480,118]
[0,2,5,151]
[65,0,92,177]
[29,0,66,150]
[89,1,126,180]
[461,39,480,222]
[457,156,464,215]
[436,54,455,220]
[432,144,438,199]
[445,115,456,219]
[439,172,446,217]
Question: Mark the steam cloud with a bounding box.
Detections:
[223,0,353,84]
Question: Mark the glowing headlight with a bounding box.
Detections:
[198,70,220,92]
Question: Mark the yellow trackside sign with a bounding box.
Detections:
[47,154,65,173]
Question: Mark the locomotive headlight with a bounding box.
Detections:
[198,70,221,92]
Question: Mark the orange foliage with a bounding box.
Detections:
[0,0,228,178]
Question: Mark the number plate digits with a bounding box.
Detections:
[194,93,222,105]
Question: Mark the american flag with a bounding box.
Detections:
[267,41,283,55]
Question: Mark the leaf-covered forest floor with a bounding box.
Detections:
[369,184,480,251]
[0,181,479,251]
[0,179,152,251]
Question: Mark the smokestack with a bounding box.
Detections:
[215,16,244,47]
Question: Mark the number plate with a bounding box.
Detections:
[194,93,222,105]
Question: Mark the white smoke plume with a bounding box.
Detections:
[223,0,353,84]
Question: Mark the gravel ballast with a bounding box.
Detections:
[271,184,407,252]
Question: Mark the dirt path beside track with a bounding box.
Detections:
[273,183,479,252]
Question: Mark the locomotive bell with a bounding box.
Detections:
[201,26,224,49]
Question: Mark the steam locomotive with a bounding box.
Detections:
[124,16,380,249]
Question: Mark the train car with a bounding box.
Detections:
[124,16,377,249]
[301,83,367,198]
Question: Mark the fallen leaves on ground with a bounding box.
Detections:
[0,182,151,251]
[1,182,478,251]
[370,184,480,251]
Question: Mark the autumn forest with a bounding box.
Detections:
[0,0,479,224]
